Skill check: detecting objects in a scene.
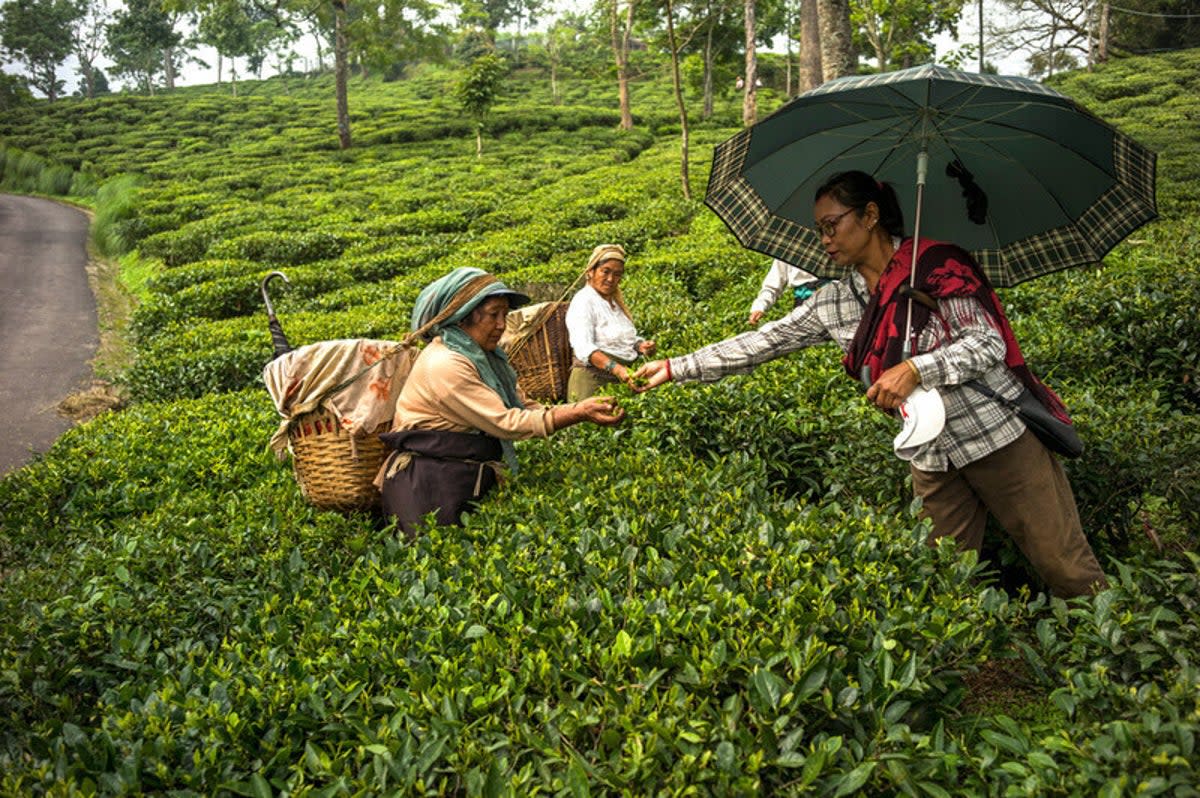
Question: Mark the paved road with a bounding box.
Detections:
[0,194,97,478]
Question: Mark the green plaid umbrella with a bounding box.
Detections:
[705,64,1158,287]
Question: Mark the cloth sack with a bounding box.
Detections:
[965,380,1084,459]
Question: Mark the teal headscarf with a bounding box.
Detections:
[411,267,531,470]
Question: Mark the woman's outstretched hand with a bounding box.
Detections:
[631,360,671,392]
[578,395,626,426]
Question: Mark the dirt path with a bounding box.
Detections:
[0,194,109,477]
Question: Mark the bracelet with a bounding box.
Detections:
[603,359,616,373]
[905,359,921,383]
[665,358,672,381]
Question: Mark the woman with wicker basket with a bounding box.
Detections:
[377,267,626,536]
[565,244,656,399]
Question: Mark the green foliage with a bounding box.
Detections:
[91,174,143,257]
[0,49,1198,794]
[0,143,96,198]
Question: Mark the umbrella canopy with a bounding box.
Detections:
[705,64,1158,287]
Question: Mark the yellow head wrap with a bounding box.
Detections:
[584,244,632,320]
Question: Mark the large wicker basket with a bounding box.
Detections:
[505,301,572,402]
[288,409,387,511]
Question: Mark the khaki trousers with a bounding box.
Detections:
[910,429,1108,599]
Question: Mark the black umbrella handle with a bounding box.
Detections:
[261,271,293,360]
[269,318,292,358]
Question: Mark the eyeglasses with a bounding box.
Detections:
[814,208,855,238]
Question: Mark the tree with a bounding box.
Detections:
[537,17,583,103]
[850,0,964,71]
[455,51,508,156]
[742,0,757,124]
[0,69,33,108]
[817,0,856,79]
[799,0,822,90]
[196,0,284,95]
[662,0,691,197]
[105,0,183,93]
[991,0,1091,76]
[0,0,81,101]
[607,0,637,129]
[688,0,742,118]
[992,0,1200,75]
[70,0,106,99]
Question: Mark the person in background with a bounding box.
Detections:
[634,170,1107,599]
[378,267,625,536]
[565,244,656,399]
[748,258,830,326]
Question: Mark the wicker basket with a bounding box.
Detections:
[288,409,387,511]
[506,301,572,402]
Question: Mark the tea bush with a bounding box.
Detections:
[1,48,1198,794]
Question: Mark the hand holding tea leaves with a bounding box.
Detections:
[631,360,671,392]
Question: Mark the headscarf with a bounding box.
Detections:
[585,244,633,320]
[410,267,531,468]
[844,238,1071,423]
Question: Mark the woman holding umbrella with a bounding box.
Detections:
[377,266,625,536]
[635,171,1107,599]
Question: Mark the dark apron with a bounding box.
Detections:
[378,429,504,536]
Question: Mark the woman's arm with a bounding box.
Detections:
[909,296,1008,388]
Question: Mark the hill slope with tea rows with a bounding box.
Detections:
[1,55,1199,794]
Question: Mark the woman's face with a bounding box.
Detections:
[588,259,625,299]
[813,194,873,269]
[459,296,510,352]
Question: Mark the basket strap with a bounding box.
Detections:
[302,274,502,417]
[506,269,587,358]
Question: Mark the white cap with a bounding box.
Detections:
[893,386,946,461]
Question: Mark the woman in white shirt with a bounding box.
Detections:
[747,258,826,325]
[565,244,656,399]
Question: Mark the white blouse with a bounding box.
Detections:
[565,284,642,364]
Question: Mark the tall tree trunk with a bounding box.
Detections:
[333,0,352,148]
[231,58,238,97]
[816,0,855,81]
[549,32,560,104]
[610,0,635,130]
[164,45,176,90]
[217,51,223,84]
[785,30,792,96]
[977,0,984,72]
[1097,2,1110,63]
[83,63,95,99]
[665,0,691,199]
[702,15,714,119]
[742,0,757,126]
[799,0,822,90]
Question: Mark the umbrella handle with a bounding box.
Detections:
[260,270,290,319]
[261,271,293,359]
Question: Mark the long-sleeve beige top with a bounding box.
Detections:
[390,338,556,439]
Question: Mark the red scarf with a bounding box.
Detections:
[844,238,1072,424]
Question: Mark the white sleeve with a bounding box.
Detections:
[751,259,790,314]
[565,293,598,363]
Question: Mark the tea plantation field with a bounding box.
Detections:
[1,54,1199,795]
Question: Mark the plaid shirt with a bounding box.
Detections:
[670,270,1027,471]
